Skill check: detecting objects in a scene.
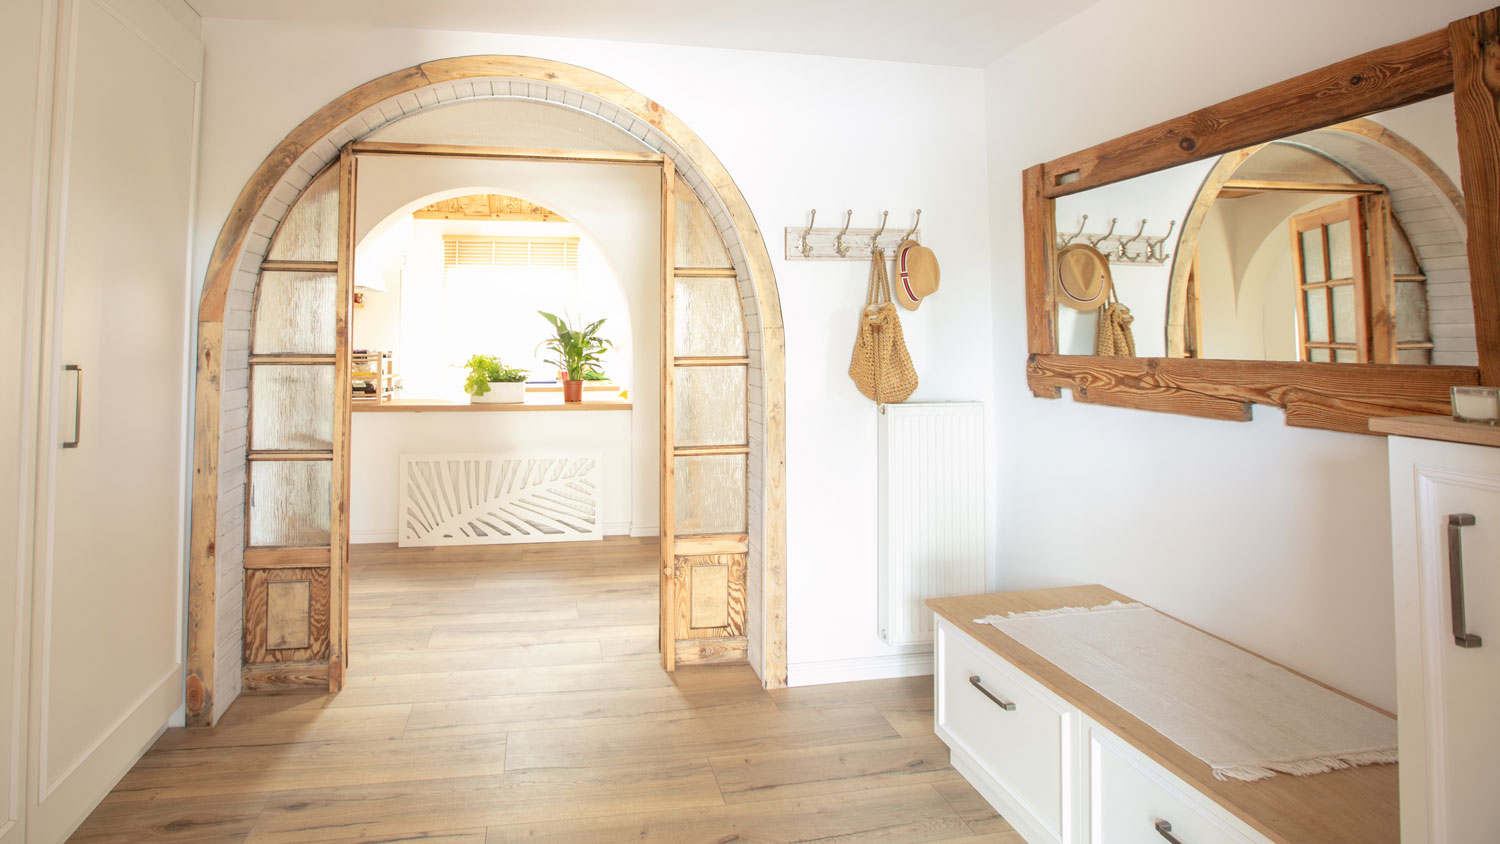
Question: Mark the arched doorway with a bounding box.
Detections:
[186,58,787,726]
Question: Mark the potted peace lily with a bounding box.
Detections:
[538,311,612,402]
[463,354,528,404]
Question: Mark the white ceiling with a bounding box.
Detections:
[183,0,1100,68]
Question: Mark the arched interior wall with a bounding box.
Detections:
[207,81,774,716]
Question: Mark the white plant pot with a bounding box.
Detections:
[471,381,526,403]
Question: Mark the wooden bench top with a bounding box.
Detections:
[928,586,1397,844]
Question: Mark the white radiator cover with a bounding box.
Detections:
[878,402,988,645]
[398,452,603,546]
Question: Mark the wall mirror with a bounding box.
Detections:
[1023,9,1499,434]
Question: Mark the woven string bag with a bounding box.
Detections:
[849,248,918,403]
[1094,288,1137,357]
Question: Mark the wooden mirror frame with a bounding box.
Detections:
[1022,8,1499,435]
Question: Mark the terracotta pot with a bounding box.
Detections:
[562,380,584,402]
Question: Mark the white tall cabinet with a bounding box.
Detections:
[1386,424,1500,844]
[7,0,202,841]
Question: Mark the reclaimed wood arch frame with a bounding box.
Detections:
[1162,120,1470,358]
[1022,10,1500,435]
[186,57,788,727]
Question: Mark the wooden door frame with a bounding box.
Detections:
[186,58,789,727]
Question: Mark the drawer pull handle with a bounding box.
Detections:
[1448,514,1483,649]
[1155,820,1184,844]
[967,675,1016,711]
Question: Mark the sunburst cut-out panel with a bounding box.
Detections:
[398,453,602,547]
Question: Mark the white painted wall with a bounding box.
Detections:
[986,0,1492,712]
[192,20,995,679]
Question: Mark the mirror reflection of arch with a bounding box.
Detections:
[354,188,635,401]
[1052,94,1474,366]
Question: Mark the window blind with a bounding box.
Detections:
[442,236,579,274]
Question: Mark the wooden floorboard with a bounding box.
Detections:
[68,537,1016,843]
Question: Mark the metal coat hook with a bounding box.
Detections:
[1059,214,1088,248]
[869,211,889,253]
[904,209,922,242]
[1148,220,1177,262]
[1087,217,1117,248]
[799,209,818,258]
[834,209,854,257]
[1118,219,1147,260]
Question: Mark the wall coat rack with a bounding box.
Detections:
[784,209,922,260]
[1057,216,1177,266]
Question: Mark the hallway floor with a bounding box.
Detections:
[70,537,1020,843]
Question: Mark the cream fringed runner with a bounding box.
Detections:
[976,602,1396,782]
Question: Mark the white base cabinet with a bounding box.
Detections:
[1387,434,1500,844]
[934,618,1273,844]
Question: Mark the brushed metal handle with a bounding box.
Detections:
[62,364,82,449]
[968,675,1016,711]
[1155,820,1184,844]
[1449,514,1482,648]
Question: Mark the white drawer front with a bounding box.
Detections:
[937,623,1073,843]
[1090,728,1265,844]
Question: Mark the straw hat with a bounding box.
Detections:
[894,239,940,310]
[1055,243,1112,311]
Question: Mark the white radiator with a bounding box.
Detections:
[878,402,987,646]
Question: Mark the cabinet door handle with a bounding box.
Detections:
[62,364,82,449]
[1448,514,1482,648]
[1155,820,1184,844]
[967,675,1016,711]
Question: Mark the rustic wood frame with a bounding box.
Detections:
[187,57,789,727]
[1023,12,1500,434]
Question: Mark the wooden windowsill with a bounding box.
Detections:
[352,397,631,413]
[1369,414,1500,447]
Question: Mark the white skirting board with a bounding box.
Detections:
[787,650,935,687]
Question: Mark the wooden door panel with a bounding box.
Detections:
[663,171,750,670]
[672,553,747,638]
[241,149,351,694]
[244,568,330,664]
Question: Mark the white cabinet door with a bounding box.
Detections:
[29,1,200,840]
[0,0,52,839]
[1389,437,1500,844]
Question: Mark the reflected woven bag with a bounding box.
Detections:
[849,248,918,403]
[1095,289,1136,357]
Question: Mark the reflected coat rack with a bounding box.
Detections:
[1057,216,1177,266]
[784,209,922,260]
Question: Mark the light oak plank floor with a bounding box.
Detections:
[70,537,1021,844]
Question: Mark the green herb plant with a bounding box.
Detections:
[463,354,528,397]
[537,311,612,381]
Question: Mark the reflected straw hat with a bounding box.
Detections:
[1055,243,1112,311]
